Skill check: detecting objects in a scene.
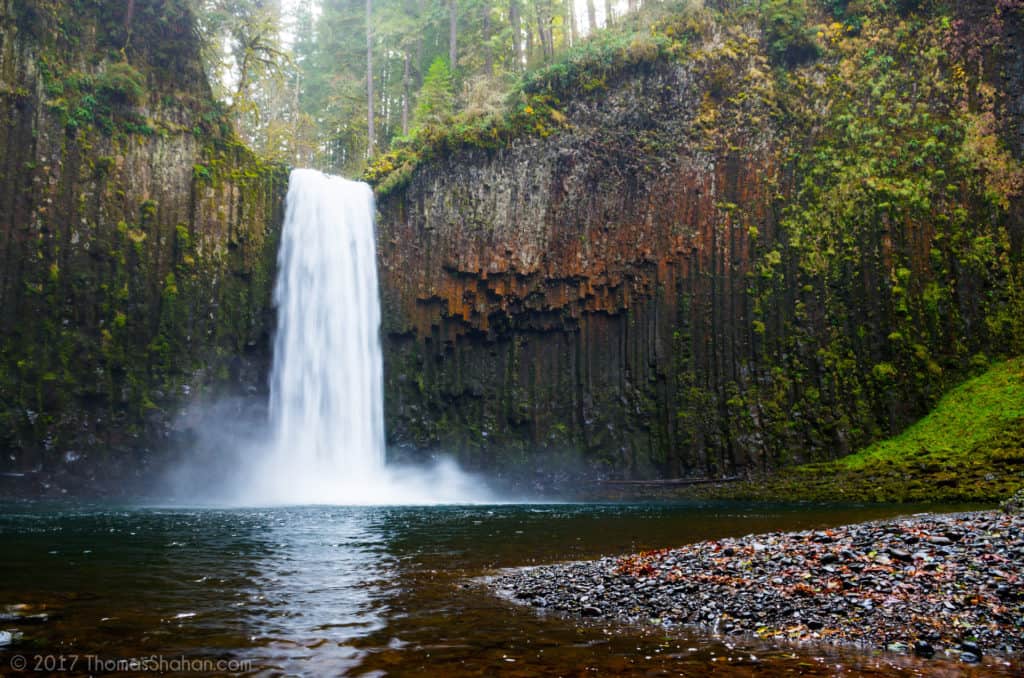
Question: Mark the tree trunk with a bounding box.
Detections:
[415,0,425,86]
[379,51,391,139]
[401,51,411,136]
[366,0,375,158]
[548,1,557,56]
[482,1,493,74]
[235,48,251,106]
[449,0,458,71]
[525,20,533,63]
[604,0,613,26]
[628,0,638,14]
[509,0,523,71]
[123,0,135,52]
[587,0,597,33]
[536,7,549,62]
[568,0,577,47]
[524,0,533,63]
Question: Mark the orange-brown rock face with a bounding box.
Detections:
[378,63,785,480]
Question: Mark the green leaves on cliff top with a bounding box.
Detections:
[363,0,704,194]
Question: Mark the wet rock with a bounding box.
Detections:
[913,640,934,658]
[1001,489,1024,515]
[959,641,983,658]
[887,548,913,563]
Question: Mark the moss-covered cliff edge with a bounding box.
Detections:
[373,0,1024,485]
[0,0,286,491]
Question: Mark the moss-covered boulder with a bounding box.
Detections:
[1003,489,1024,514]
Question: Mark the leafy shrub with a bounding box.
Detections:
[98,62,146,106]
[763,0,821,67]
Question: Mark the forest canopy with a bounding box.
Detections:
[190,0,671,174]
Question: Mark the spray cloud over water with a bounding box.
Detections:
[189,169,494,505]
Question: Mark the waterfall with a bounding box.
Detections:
[265,169,385,496]
[235,168,491,505]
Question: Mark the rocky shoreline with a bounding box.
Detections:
[490,510,1024,664]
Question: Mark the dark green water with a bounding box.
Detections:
[0,501,1014,676]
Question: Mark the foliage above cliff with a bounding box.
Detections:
[5,0,242,144]
[364,0,1023,200]
[363,0,701,194]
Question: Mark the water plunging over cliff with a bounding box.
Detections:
[247,168,490,505]
[271,168,385,484]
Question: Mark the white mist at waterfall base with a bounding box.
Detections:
[234,168,492,505]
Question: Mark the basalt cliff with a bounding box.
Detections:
[373,0,1024,483]
[2,0,1022,493]
[0,0,285,490]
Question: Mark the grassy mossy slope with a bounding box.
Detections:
[700,357,1024,502]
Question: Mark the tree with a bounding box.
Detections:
[449,0,458,72]
[190,0,290,147]
[367,0,375,157]
[481,0,494,73]
[534,0,555,61]
[567,0,577,46]
[510,0,523,70]
[191,0,645,171]
[412,57,454,130]
[295,0,374,172]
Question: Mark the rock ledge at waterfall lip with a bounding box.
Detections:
[488,511,1024,664]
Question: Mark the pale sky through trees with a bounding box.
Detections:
[279,0,620,48]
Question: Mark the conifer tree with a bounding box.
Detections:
[412,56,455,130]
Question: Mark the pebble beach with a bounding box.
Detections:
[491,510,1024,664]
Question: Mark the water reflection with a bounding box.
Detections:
[239,508,396,674]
